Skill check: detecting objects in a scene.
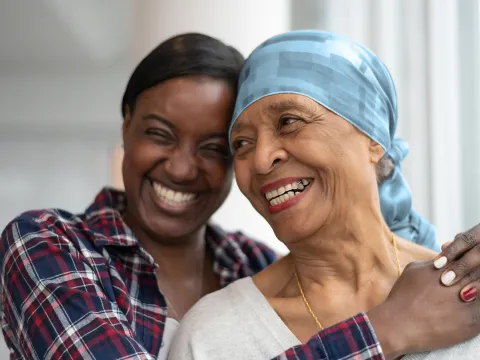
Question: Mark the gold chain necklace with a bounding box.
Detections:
[294,233,401,330]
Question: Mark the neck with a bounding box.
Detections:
[123,211,208,283]
[288,203,399,294]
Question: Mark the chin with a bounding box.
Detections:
[268,212,329,245]
[272,227,310,244]
[146,216,204,243]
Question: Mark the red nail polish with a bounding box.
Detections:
[462,288,478,302]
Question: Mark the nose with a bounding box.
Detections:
[164,147,198,183]
[253,133,288,175]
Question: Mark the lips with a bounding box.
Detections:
[147,180,200,215]
[151,181,197,206]
[264,178,312,206]
[261,177,313,214]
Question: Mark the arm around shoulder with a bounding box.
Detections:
[0,213,156,360]
[271,313,385,360]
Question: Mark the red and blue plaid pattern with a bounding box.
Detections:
[1,187,383,359]
[274,313,384,360]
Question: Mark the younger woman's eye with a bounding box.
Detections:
[145,129,174,142]
[199,144,229,158]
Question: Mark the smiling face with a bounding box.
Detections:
[230,94,384,243]
[122,75,235,241]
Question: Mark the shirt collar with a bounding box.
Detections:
[85,187,140,248]
[85,187,255,283]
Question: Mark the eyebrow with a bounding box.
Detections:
[231,121,245,134]
[199,132,228,142]
[143,114,228,142]
[232,98,322,135]
[142,114,176,131]
[265,99,320,117]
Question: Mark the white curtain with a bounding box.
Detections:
[293,0,480,243]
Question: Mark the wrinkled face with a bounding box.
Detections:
[230,94,383,243]
[122,76,235,241]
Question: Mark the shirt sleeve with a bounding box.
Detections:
[0,216,156,360]
[272,313,385,360]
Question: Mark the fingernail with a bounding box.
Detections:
[434,256,448,269]
[441,270,456,286]
[461,287,478,302]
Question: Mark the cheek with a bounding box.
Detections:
[123,140,164,179]
[233,160,265,210]
[291,127,360,170]
[233,161,250,196]
[203,159,234,192]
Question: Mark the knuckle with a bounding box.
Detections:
[456,232,476,246]
[460,269,480,286]
[454,260,469,275]
[475,244,480,254]
[463,271,476,285]
[470,307,480,327]
[446,242,460,258]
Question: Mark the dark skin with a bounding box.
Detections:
[121,75,235,319]
[369,230,480,359]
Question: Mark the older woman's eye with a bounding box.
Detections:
[232,139,249,151]
[281,117,298,126]
[278,117,304,133]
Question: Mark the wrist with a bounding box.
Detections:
[367,301,407,360]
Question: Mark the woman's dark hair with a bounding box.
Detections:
[121,33,245,117]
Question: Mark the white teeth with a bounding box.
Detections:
[266,178,312,205]
[152,182,197,206]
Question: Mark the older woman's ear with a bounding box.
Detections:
[369,140,385,164]
[376,157,394,184]
[368,140,393,184]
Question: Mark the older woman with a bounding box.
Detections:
[168,30,480,359]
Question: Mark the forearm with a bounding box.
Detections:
[272,313,385,360]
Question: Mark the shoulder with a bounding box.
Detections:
[170,279,250,357]
[0,208,91,268]
[2,207,83,241]
[396,235,438,266]
[208,224,278,270]
[183,277,248,326]
[176,278,253,338]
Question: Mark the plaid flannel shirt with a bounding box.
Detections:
[0,188,383,359]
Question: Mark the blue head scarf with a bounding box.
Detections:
[230,30,439,251]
